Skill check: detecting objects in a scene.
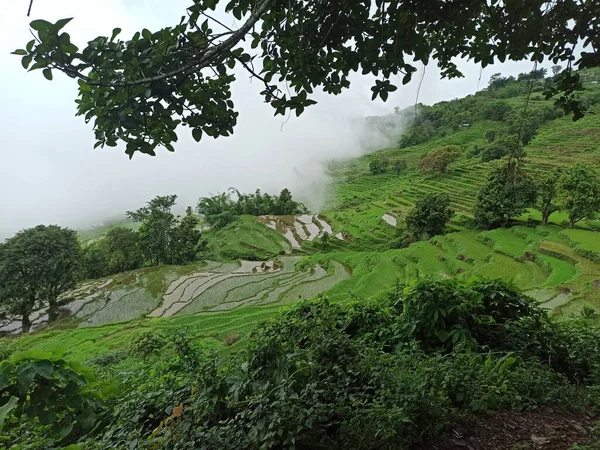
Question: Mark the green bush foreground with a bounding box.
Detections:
[3,279,600,449]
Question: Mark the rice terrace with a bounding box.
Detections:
[3,1,600,449]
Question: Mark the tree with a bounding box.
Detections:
[392,159,407,177]
[406,194,455,239]
[369,158,389,175]
[552,65,563,76]
[103,227,143,273]
[171,207,204,264]
[507,114,541,146]
[419,146,462,174]
[273,188,308,215]
[320,232,331,250]
[557,165,600,227]
[81,241,110,279]
[474,165,537,229]
[0,225,80,332]
[198,192,240,229]
[127,195,178,265]
[537,169,563,225]
[480,135,521,163]
[15,1,599,156]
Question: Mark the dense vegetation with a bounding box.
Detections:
[198,188,307,229]
[15,1,599,156]
[3,280,600,448]
[3,60,600,448]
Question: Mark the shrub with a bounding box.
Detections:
[582,305,597,319]
[0,358,103,443]
[369,157,389,174]
[0,339,16,362]
[224,333,241,346]
[128,330,167,359]
[87,349,127,367]
[419,145,462,174]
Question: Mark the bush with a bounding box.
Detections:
[87,349,127,367]
[128,330,167,359]
[0,358,103,444]
[369,157,389,174]
[0,339,16,362]
[419,146,462,174]
[14,281,600,449]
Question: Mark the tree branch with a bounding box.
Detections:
[76,0,275,88]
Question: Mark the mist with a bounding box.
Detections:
[0,0,535,240]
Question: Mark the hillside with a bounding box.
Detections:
[9,68,600,353]
[5,68,600,449]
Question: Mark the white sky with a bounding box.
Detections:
[0,0,536,239]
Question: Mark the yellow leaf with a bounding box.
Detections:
[172,402,183,418]
[150,421,164,439]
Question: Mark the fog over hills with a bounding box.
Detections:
[0,0,533,240]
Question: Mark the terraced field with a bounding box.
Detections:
[12,70,600,364]
[322,113,600,248]
[1,256,350,334]
[302,224,600,315]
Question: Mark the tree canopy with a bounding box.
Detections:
[0,225,80,333]
[474,165,537,229]
[406,193,454,239]
[14,0,600,157]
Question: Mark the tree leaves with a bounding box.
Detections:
[0,397,18,431]
[42,68,53,80]
[13,1,600,156]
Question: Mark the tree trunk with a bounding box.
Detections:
[22,314,31,334]
[47,298,60,323]
[541,210,549,225]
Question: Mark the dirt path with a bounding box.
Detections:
[413,407,596,450]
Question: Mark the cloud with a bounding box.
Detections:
[0,0,535,240]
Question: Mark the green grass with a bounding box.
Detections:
[78,220,139,244]
[202,215,290,259]
[560,229,600,254]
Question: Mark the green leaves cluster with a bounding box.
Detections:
[15,0,600,155]
[0,225,80,333]
[406,193,454,240]
[197,187,307,229]
[474,163,600,229]
[0,358,102,443]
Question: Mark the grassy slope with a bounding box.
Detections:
[14,74,600,365]
[201,215,290,259]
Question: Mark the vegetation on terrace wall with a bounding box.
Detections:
[197,188,307,229]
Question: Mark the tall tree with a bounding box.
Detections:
[127,195,178,265]
[537,169,563,225]
[557,165,600,227]
[103,227,143,273]
[406,194,454,239]
[15,1,598,156]
[171,207,204,264]
[0,225,80,332]
[474,165,537,229]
